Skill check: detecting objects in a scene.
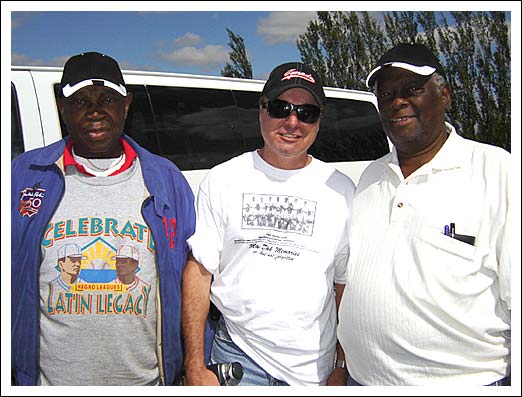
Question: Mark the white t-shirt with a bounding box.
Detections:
[337,124,511,385]
[188,150,355,385]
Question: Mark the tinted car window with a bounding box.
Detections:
[311,97,388,162]
[53,83,388,170]
[123,85,158,154]
[231,90,264,152]
[146,86,242,170]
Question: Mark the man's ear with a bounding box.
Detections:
[124,92,133,119]
[57,97,65,115]
[441,83,451,109]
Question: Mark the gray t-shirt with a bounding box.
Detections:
[39,158,159,385]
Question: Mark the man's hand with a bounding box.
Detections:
[325,367,348,386]
[184,365,221,386]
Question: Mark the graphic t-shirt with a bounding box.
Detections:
[38,159,159,385]
[188,151,355,385]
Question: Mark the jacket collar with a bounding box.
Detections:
[30,135,170,215]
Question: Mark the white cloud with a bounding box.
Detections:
[257,11,318,44]
[11,53,67,67]
[175,32,202,47]
[158,45,229,68]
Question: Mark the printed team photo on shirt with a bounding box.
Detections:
[242,193,316,235]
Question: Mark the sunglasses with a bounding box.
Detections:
[262,99,322,124]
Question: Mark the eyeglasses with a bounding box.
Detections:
[262,99,322,124]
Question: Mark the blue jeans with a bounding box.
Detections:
[487,377,509,386]
[347,376,363,386]
[211,317,289,386]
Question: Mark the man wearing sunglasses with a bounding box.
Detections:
[182,62,355,386]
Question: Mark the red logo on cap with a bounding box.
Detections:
[281,69,316,84]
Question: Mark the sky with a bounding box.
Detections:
[4,2,518,80]
[10,9,314,80]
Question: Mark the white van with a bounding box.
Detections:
[11,66,390,191]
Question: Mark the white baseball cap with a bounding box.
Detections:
[57,243,86,259]
[115,245,139,261]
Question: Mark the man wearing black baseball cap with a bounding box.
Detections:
[365,42,446,88]
[60,52,128,98]
[337,43,511,386]
[11,52,196,386]
[182,62,354,386]
[260,61,326,107]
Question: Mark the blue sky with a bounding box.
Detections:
[10,9,315,79]
[5,2,518,80]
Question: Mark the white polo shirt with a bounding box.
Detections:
[337,123,511,385]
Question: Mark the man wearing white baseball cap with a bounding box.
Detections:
[49,243,87,292]
[337,43,511,386]
[113,244,149,291]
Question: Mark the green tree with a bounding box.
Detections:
[438,11,511,151]
[297,11,386,90]
[384,11,419,46]
[416,11,440,52]
[221,27,252,79]
[438,12,481,145]
[471,12,510,151]
[297,11,511,151]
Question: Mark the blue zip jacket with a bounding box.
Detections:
[11,135,196,386]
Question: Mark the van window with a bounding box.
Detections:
[11,83,25,160]
[314,97,389,161]
[231,90,266,152]
[53,83,388,170]
[145,86,253,170]
[124,85,159,154]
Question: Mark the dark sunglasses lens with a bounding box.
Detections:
[297,105,321,123]
[267,100,320,124]
[267,100,292,118]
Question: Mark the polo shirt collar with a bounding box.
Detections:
[388,122,467,175]
[426,122,469,171]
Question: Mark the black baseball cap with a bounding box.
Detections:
[366,43,445,88]
[60,52,127,97]
[261,62,326,106]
